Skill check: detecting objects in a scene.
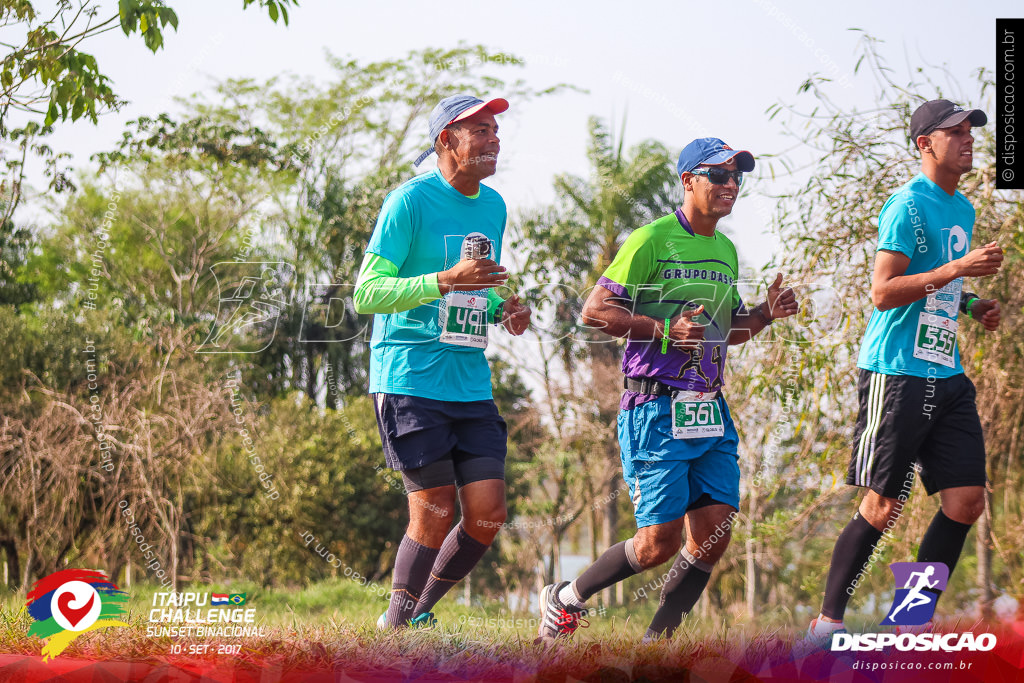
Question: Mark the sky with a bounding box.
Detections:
[10,0,1019,272]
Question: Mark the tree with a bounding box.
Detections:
[0,0,297,219]
[1,44,569,595]
[1,0,295,130]
[93,46,565,406]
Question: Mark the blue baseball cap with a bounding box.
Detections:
[414,94,509,166]
[676,138,755,177]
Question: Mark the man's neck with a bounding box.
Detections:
[438,160,481,196]
[681,204,718,237]
[921,162,961,196]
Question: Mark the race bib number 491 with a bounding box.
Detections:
[438,292,488,348]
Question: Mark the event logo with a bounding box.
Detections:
[946,224,968,259]
[147,591,263,640]
[883,562,948,626]
[198,262,293,354]
[25,569,129,660]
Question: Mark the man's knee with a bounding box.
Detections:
[407,487,457,544]
[943,490,985,524]
[686,529,731,565]
[633,529,682,568]
[467,501,507,534]
[859,491,904,530]
[459,478,507,540]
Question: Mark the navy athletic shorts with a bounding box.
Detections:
[373,393,507,472]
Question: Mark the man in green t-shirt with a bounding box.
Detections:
[537,137,799,642]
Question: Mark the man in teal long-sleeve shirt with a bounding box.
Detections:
[354,94,530,630]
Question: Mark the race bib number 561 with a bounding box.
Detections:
[671,392,724,439]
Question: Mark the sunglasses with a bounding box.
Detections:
[690,168,744,186]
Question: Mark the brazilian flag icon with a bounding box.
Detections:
[229,593,247,605]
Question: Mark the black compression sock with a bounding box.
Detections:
[821,512,884,621]
[414,524,488,615]
[917,509,973,598]
[385,534,440,627]
[645,548,712,638]
[574,539,644,601]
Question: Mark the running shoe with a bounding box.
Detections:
[376,611,437,630]
[536,581,588,641]
[793,617,848,656]
[409,612,438,629]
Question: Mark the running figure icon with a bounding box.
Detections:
[886,565,939,623]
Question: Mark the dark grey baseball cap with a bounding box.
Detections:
[910,99,987,142]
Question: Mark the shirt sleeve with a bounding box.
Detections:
[596,227,656,301]
[877,195,917,258]
[732,287,745,314]
[366,190,414,267]
[353,253,443,314]
[487,288,505,323]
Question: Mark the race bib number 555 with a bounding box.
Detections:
[913,312,958,368]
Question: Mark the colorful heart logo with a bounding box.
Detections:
[56,591,95,628]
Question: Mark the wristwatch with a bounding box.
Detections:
[959,291,979,316]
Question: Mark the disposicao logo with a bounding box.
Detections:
[884,562,948,626]
[25,569,129,660]
[832,561,996,653]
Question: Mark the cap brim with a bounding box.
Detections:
[935,109,988,131]
[701,149,755,173]
[450,98,509,124]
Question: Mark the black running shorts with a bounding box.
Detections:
[846,369,986,498]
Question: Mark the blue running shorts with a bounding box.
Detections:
[618,395,740,528]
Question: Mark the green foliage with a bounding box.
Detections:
[94,113,298,172]
[128,45,566,403]
[118,0,179,52]
[3,44,563,597]
[0,0,297,219]
[0,216,37,307]
[241,0,295,26]
[1,0,296,131]
[194,393,404,587]
[518,117,679,290]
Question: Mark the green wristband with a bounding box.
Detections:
[661,318,670,354]
[966,297,979,319]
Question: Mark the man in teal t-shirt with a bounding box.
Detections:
[361,166,507,401]
[805,99,1003,645]
[536,138,800,643]
[354,94,530,630]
